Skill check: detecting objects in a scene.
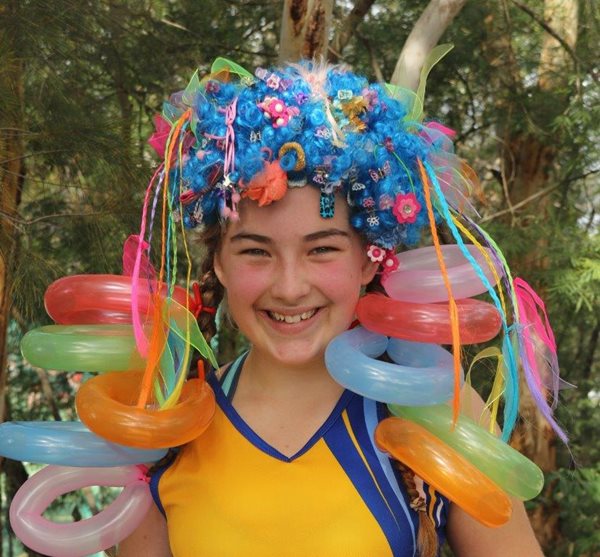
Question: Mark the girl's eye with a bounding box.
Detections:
[311,246,339,255]
[240,248,269,257]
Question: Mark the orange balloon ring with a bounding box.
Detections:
[375,417,512,528]
[76,370,215,449]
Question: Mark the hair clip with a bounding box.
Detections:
[315,126,332,139]
[367,245,386,263]
[369,160,391,182]
[379,194,394,210]
[337,89,353,101]
[258,97,300,128]
[278,142,306,172]
[392,192,422,224]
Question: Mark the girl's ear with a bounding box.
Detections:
[213,250,226,287]
[361,256,379,287]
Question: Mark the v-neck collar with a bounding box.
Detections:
[207,355,355,463]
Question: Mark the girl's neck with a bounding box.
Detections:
[238,348,342,401]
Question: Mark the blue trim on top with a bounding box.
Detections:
[366,400,417,552]
[425,483,449,547]
[221,352,248,399]
[149,449,180,518]
[347,397,417,555]
[207,360,355,463]
[324,414,405,557]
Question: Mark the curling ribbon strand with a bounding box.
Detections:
[418,159,462,423]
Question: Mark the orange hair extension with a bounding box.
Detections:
[137,109,191,409]
[418,159,462,422]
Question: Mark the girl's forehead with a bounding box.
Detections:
[225,188,354,237]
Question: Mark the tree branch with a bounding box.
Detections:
[480,183,559,223]
[510,0,597,83]
[391,0,467,90]
[329,0,376,62]
[0,209,136,229]
[356,31,384,83]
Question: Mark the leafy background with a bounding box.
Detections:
[0,1,598,555]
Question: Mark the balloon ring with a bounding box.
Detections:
[76,370,216,449]
[357,294,502,344]
[44,274,190,325]
[381,245,502,303]
[9,464,152,557]
[0,421,167,466]
[388,404,544,500]
[375,417,512,527]
[325,326,458,405]
[21,324,144,372]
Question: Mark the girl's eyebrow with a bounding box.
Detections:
[303,229,351,242]
[230,232,272,244]
[230,228,350,244]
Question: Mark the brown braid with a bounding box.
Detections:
[197,225,225,337]
[396,461,439,557]
[195,224,225,372]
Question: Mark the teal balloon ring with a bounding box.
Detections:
[389,404,544,500]
[0,421,167,467]
[325,326,458,405]
[21,325,144,372]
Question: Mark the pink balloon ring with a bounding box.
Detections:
[381,245,503,303]
[357,294,502,344]
[44,274,190,325]
[9,464,152,557]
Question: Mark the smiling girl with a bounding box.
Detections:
[118,59,552,556]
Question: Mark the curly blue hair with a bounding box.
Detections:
[150,58,463,250]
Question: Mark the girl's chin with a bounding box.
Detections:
[252,341,328,370]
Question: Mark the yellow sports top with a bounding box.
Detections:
[151,353,448,557]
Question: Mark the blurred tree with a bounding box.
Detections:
[0,1,598,555]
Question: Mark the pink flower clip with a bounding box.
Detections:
[392,192,422,224]
[367,245,386,263]
[381,252,399,275]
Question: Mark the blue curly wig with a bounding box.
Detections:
[149,58,466,251]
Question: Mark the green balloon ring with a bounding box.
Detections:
[21,325,144,372]
[389,404,544,500]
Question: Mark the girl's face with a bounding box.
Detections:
[214,186,378,370]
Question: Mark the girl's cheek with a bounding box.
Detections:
[315,260,360,286]
[228,267,271,296]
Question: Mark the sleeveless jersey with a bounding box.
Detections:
[150,353,448,557]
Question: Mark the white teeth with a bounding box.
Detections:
[269,309,317,323]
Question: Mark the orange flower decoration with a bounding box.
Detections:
[241,160,288,207]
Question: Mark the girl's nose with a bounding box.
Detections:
[270,259,311,303]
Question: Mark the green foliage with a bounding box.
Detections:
[545,466,600,556]
[1,0,598,555]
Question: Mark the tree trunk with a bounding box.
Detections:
[391,0,467,90]
[278,0,334,63]
[0,5,26,552]
[0,0,25,428]
[501,0,579,549]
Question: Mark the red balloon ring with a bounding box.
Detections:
[357,293,502,344]
[45,274,190,325]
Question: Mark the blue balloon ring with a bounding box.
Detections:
[0,421,167,467]
[325,326,460,405]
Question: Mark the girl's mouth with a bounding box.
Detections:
[266,308,319,324]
